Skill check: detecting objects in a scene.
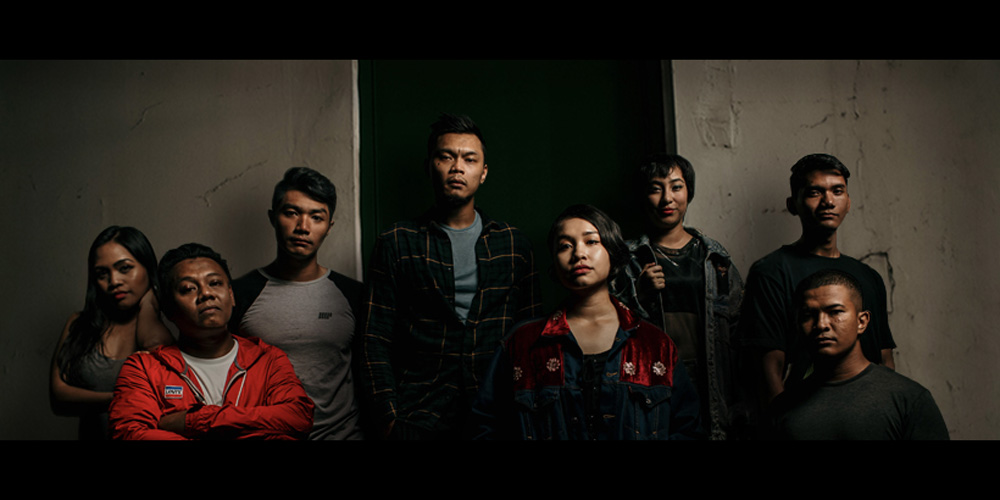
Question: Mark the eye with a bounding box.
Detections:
[672,184,684,191]
[311,215,325,222]
[178,285,196,295]
[283,209,299,218]
[118,264,133,273]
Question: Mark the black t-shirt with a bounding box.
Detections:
[739,245,896,383]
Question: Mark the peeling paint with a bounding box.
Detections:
[198,160,268,207]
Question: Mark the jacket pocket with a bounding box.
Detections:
[623,384,673,440]
[513,388,567,440]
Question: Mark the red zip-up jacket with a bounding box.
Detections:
[109,335,314,440]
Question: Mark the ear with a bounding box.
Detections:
[481,163,488,184]
[786,196,798,216]
[856,310,871,335]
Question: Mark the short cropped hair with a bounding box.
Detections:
[272,167,338,216]
[789,153,851,197]
[426,113,487,161]
[547,204,630,285]
[157,243,232,311]
[635,153,695,202]
[793,268,864,311]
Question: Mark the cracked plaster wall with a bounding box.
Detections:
[673,60,1000,439]
[0,60,360,439]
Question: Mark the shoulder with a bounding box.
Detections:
[503,316,549,348]
[867,364,929,394]
[232,269,267,294]
[327,269,363,292]
[839,255,886,283]
[377,219,425,238]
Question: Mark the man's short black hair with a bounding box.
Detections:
[794,268,865,311]
[271,167,338,216]
[157,243,232,311]
[426,113,487,161]
[789,153,851,197]
[635,153,696,202]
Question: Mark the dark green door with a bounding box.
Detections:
[359,60,670,311]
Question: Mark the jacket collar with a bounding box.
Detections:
[539,296,641,337]
[629,228,732,262]
[151,334,267,374]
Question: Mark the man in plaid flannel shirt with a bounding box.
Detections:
[361,114,541,439]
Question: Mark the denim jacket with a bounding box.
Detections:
[611,229,745,440]
[471,298,702,440]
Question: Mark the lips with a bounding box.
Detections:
[289,237,312,247]
[113,291,128,300]
[446,177,467,188]
[571,265,593,276]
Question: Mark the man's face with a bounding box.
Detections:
[642,168,689,232]
[798,284,869,360]
[790,170,850,232]
[429,133,487,206]
[166,257,234,334]
[270,189,333,261]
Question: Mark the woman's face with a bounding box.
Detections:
[552,217,611,292]
[93,241,150,311]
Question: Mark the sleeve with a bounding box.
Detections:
[516,236,542,323]
[228,271,266,335]
[182,348,314,440]
[468,345,514,440]
[611,249,654,321]
[870,269,896,350]
[108,354,187,440]
[359,234,401,429]
[904,389,950,440]
[737,264,789,353]
[668,359,705,440]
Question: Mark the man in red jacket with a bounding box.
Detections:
[109,243,314,440]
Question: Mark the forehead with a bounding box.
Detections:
[279,189,329,213]
[802,169,847,188]
[171,257,227,282]
[436,133,483,154]
[649,168,684,185]
[802,284,857,309]
[94,242,136,266]
[557,217,599,238]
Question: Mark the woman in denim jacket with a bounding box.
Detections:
[471,204,702,440]
[611,154,746,440]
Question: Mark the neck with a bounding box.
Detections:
[649,224,692,249]
[795,228,840,258]
[265,254,326,282]
[565,285,616,319]
[434,200,477,229]
[815,347,870,383]
[178,330,235,359]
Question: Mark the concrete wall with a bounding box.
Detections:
[672,60,1000,439]
[0,60,359,439]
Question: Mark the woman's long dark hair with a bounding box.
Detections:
[57,226,158,384]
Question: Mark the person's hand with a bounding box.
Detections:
[639,262,666,296]
[158,410,187,433]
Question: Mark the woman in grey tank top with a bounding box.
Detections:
[50,226,174,439]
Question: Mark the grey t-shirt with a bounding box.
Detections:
[438,211,482,323]
[771,364,949,440]
[235,269,363,440]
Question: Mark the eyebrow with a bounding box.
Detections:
[281,202,328,215]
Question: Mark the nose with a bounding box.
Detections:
[449,159,465,174]
[197,287,217,304]
[820,191,834,206]
[109,270,124,287]
[294,214,309,234]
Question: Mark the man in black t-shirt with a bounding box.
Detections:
[739,154,896,412]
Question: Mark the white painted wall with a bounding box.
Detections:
[672,60,1000,439]
[0,60,359,439]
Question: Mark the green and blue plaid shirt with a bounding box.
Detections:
[361,209,540,434]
